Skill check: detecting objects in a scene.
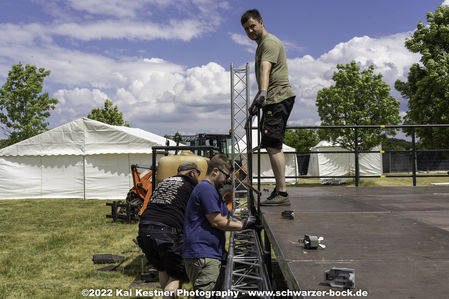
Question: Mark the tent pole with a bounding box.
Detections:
[40,156,43,199]
[83,155,86,200]
[128,153,131,189]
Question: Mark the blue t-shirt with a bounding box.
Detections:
[183,180,229,260]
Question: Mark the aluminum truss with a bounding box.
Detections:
[225,63,272,298]
[229,63,250,212]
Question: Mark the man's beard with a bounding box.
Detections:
[188,173,198,185]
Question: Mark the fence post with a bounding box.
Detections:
[411,127,417,186]
[389,151,392,174]
[354,127,359,187]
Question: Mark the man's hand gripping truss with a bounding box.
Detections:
[245,90,267,130]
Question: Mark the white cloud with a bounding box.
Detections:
[0,20,205,44]
[119,62,231,133]
[112,62,230,129]
[52,19,205,42]
[229,33,256,53]
[66,0,156,18]
[320,33,418,82]
[178,63,229,104]
[12,0,231,44]
[283,41,304,54]
[41,55,230,133]
[34,0,221,21]
[0,23,50,46]
[285,32,420,127]
[53,88,109,123]
[442,0,449,6]
[144,58,165,64]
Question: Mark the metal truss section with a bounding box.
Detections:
[225,229,271,298]
[226,63,272,298]
[230,63,250,216]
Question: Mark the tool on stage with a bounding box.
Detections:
[281,210,295,219]
[299,234,326,249]
[324,267,355,289]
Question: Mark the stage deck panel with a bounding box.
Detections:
[261,186,449,298]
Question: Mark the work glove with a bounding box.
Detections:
[241,215,257,230]
[248,90,267,116]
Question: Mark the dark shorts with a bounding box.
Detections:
[260,96,295,149]
[138,222,187,281]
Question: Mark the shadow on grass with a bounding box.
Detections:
[123,255,146,278]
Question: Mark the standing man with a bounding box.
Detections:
[138,162,202,298]
[183,154,256,295]
[241,9,296,206]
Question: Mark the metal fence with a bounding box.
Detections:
[251,124,449,187]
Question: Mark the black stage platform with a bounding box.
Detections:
[261,186,449,298]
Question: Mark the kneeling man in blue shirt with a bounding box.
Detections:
[183,154,256,295]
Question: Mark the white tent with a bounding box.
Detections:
[307,140,383,177]
[0,118,176,200]
[233,122,299,184]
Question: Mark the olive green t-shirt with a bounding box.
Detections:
[255,33,295,104]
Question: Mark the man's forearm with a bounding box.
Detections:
[207,213,243,231]
[215,216,243,231]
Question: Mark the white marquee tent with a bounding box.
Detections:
[307,140,383,177]
[233,122,299,184]
[0,118,176,200]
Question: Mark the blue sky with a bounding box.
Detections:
[0,0,446,137]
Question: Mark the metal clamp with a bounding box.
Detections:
[299,234,326,249]
[324,267,355,289]
[281,210,295,219]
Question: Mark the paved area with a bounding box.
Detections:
[261,186,449,298]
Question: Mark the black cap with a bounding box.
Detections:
[177,162,202,173]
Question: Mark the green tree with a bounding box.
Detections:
[316,61,401,150]
[0,63,58,147]
[284,129,320,152]
[87,99,130,127]
[395,5,449,149]
[382,138,412,151]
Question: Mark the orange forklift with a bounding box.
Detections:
[106,165,153,223]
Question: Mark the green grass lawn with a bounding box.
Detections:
[0,198,178,299]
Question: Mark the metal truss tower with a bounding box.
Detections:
[229,63,250,212]
[225,63,271,298]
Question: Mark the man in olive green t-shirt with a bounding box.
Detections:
[241,9,295,206]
